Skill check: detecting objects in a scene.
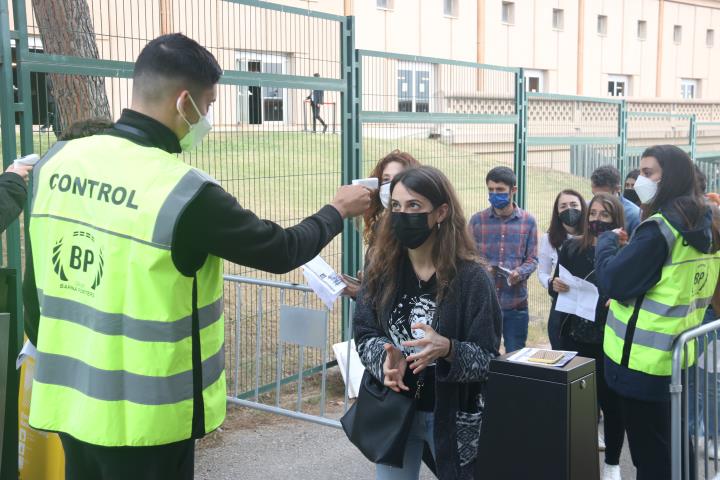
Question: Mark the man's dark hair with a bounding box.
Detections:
[591,165,621,191]
[486,166,516,188]
[695,164,708,194]
[59,117,113,141]
[133,34,222,101]
[625,169,640,182]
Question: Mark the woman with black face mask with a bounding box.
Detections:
[353,166,502,480]
[538,189,587,349]
[549,192,626,480]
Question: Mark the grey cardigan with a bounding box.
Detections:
[354,259,502,480]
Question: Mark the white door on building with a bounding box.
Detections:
[236,52,288,125]
[681,79,699,99]
[397,62,432,113]
[607,75,629,97]
[524,69,545,93]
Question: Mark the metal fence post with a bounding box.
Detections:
[340,16,360,340]
[0,0,25,351]
[690,114,697,161]
[514,68,527,209]
[617,100,628,179]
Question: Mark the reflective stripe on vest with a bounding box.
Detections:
[604,213,720,376]
[28,135,226,447]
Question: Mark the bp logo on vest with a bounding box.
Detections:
[52,231,104,296]
[693,263,709,296]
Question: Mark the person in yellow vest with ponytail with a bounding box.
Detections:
[22,34,371,480]
[596,145,720,480]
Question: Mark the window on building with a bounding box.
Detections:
[597,15,608,36]
[377,0,393,9]
[552,9,564,30]
[524,69,545,93]
[607,75,629,97]
[398,63,432,113]
[444,0,458,17]
[638,20,647,40]
[681,79,699,99]
[674,25,682,44]
[708,29,715,47]
[502,2,515,25]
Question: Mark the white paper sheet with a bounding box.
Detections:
[16,340,37,370]
[332,340,365,398]
[555,265,599,322]
[302,256,347,310]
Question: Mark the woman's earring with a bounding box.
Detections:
[437,222,441,230]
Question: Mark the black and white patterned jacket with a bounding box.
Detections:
[354,259,502,480]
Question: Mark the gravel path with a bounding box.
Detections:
[195,415,435,480]
[195,408,638,480]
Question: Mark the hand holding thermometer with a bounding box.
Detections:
[13,154,40,167]
[351,177,379,190]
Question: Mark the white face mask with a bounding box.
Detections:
[379,182,391,209]
[177,94,213,151]
[633,174,659,204]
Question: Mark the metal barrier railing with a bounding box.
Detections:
[224,275,356,429]
[671,319,720,480]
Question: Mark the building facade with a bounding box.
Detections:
[10,0,720,131]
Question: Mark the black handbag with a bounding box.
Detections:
[340,369,418,468]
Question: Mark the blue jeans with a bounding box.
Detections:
[502,308,529,353]
[376,411,435,480]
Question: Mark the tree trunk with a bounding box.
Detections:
[30,0,111,134]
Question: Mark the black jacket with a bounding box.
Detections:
[550,239,609,345]
[0,172,27,232]
[23,109,344,437]
[596,202,715,401]
[354,260,502,480]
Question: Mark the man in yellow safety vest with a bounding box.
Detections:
[23,33,370,479]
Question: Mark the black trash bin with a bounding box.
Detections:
[476,354,599,480]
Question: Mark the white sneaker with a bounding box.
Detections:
[598,431,606,451]
[602,464,622,480]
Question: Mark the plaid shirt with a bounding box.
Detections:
[469,205,538,310]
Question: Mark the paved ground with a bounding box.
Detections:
[195,407,639,479]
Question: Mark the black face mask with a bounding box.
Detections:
[623,189,641,206]
[391,212,433,249]
[587,220,614,236]
[558,208,582,228]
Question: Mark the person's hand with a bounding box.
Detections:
[612,228,629,246]
[331,185,372,219]
[605,299,611,308]
[508,270,522,286]
[341,274,360,299]
[552,277,570,293]
[6,163,32,182]
[403,323,451,374]
[383,344,409,393]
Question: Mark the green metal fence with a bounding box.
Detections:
[625,111,695,174]
[356,49,522,229]
[5,0,720,438]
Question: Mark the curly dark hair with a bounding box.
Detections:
[591,165,621,192]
